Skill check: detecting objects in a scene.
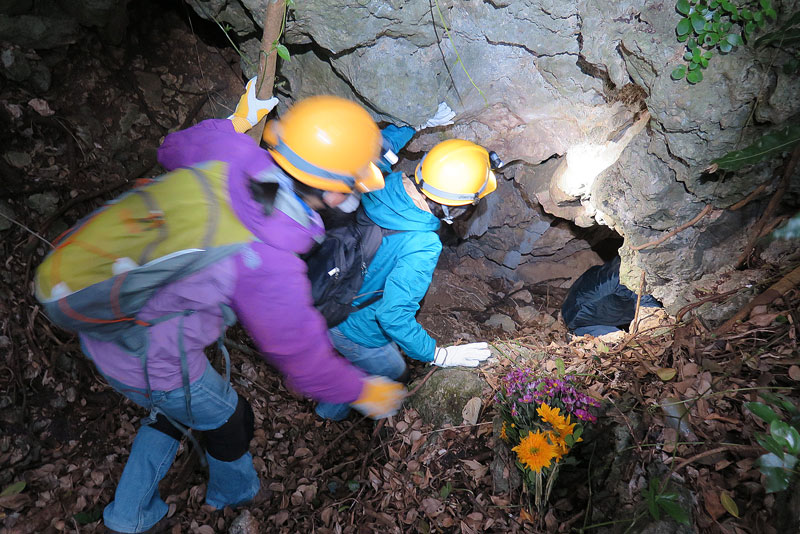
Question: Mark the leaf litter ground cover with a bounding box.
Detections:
[2,3,799,533]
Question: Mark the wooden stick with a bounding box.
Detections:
[630,204,713,251]
[716,264,800,334]
[735,143,800,268]
[246,0,287,143]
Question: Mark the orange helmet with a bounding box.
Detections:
[264,95,384,193]
[413,139,497,206]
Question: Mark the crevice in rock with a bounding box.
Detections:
[484,36,575,59]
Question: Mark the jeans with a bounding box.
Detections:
[315,326,407,421]
[99,362,260,533]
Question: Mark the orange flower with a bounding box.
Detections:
[500,421,509,441]
[537,403,568,430]
[512,430,558,473]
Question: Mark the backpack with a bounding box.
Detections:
[304,207,398,327]
[35,161,256,356]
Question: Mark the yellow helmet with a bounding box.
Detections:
[413,139,497,206]
[263,95,385,193]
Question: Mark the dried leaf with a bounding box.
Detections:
[461,397,482,426]
[0,481,25,497]
[519,507,535,523]
[720,491,740,518]
[28,98,54,117]
[789,365,800,381]
[657,368,677,381]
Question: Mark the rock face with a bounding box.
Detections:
[176,0,799,312]
[6,0,797,312]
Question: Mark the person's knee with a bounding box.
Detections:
[204,394,254,462]
[148,412,184,441]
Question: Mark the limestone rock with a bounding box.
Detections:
[485,313,517,334]
[407,369,486,428]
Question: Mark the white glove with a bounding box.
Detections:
[228,76,280,133]
[415,102,456,131]
[432,342,491,367]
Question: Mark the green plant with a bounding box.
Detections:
[755,10,800,73]
[708,124,800,171]
[671,0,777,83]
[746,395,800,492]
[642,479,692,525]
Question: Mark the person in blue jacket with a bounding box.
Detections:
[316,106,498,421]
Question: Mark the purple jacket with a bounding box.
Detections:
[80,119,365,404]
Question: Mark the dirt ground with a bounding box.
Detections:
[2,3,800,534]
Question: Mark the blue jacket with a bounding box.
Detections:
[337,125,442,361]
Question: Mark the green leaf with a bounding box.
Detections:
[753,11,763,23]
[770,420,800,454]
[677,0,691,15]
[658,499,692,525]
[757,453,797,492]
[722,21,732,32]
[703,49,713,59]
[746,21,757,35]
[772,213,800,240]
[759,0,770,10]
[719,41,733,52]
[704,32,719,45]
[678,33,690,41]
[73,508,103,525]
[764,7,776,19]
[757,433,787,458]
[687,69,703,83]
[726,33,744,46]
[556,357,565,377]
[762,466,792,492]
[746,401,781,424]
[275,43,291,61]
[704,21,713,31]
[692,47,703,61]
[720,491,739,518]
[711,125,800,171]
[756,28,800,47]
[440,481,452,499]
[691,12,707,32]
[677,17,693,35]
[687,36,698,49]
[0,481,25,497]
[565,433,575,447]
[346,480,360,492]
[741,8,753,20]
[701,57,709,68]
[721,0,735,12]
[645,481,660,520]
[689,61,700,70]
[709,0,719,8]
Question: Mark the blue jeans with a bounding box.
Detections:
[315,326,407,421]
[100,362,259,533]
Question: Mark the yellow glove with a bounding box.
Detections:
[228,77,280,133]
[351,376,406,419]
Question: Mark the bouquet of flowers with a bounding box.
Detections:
[495,367,600,512]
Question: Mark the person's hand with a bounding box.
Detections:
[415,102,456,131]
[433,342,491,367]
[351,376,406,419]
[228,76,280,133]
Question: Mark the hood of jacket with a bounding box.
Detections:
[361,172,440,232]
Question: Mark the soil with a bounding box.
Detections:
[2,3,800,534]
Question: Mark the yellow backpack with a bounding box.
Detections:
[35,161,254,351]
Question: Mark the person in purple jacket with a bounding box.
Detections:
[71,83,405,533]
